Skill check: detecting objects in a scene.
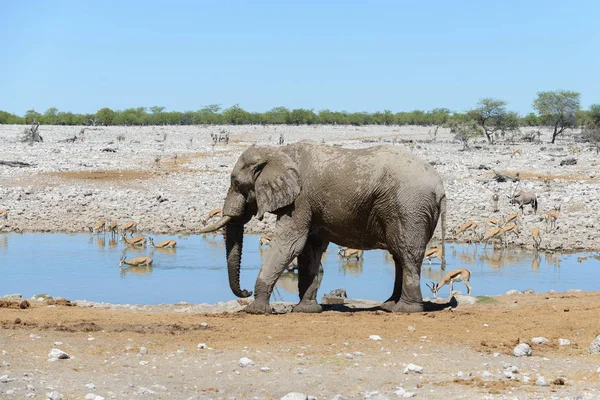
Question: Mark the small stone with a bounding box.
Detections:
[597,367,600,373]
[552,377,566,385]
[139,360,149,365]
[238,357,255,367]
[588,335,600,354]
[482,371,493,378]
[493,352,500,357]
[0,374,15,383]
[330,395,347,400]
[139,346,148,355]
[505,289,520,295]
[558,338,571,346]
[281,393,308,400]
[532,337,549,345]
[199,322,208,328]
[48,349,70,360]
[456,371,464,377]
[393,388,406,397]
[85,383,96,390]
[407,326,416,332]
[513,343,532,357]
[369,335,383,341]
[260,367,270,372]
[46,392,63,400]
[536,376,549,386]
[404,363,423,374]
[345,353,354,359]
[353,351,364,356]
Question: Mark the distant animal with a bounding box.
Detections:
[511,148,523,158]
[88,219,105,234]
[542,205,561,232]
[120,234,146,247]
[119,255,153,267]
[510,189,538,214]
[485,218,502,227]
[108,221,118,236]
[491,189,499,212]
[338,247,363,260]
[121,221,138,236]
[426,268,472,298]
[532,226,542,250]
[481,227,504,248]
[423,247,444,266]
[0,209,7,219]
[202,209,223,226]
[504,213,521,226]
[452,220,478,237]
[259,235,272,248]
[149,237,177,248]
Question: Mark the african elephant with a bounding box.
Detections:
[199,142,449,314]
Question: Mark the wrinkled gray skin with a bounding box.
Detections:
[199,142,449,314]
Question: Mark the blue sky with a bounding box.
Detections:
[1,0,598,116]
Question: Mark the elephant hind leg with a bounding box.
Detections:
[293,236,328,313]
[380,252,404,312]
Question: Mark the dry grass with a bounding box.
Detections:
[498,170,598,183]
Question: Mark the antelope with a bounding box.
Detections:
[510,148,523,158]
[543,205,561,232]
[121,221,137,237]
[423,247,444,265]
[0,209,7,219]
[149,237,177,248]
[119,255,153,267]
[482,227,504,248]
[259,235,272,248]
[453,220,478,237]
[532,226,542,250]
[500,222,520,237]
[108,221,118,236]
[202,209,223,225]
[504,213,521,227]
[485,218,502,227]
[338,247,363,260]
[510,189,538,215]
[120,234,146,247]
[569,145,581,154]
[426,268,472,298]
[89,219,105,234]
[491,189,499,212]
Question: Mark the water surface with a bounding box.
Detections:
[0,233,598,304]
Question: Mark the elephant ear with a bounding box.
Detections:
[254,151,301,219]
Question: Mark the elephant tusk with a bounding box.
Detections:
[197,216,232,233]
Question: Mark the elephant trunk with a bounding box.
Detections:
[225,222,252,298]
[197,216,231,234]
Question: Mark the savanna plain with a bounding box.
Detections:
[1,124,600,399]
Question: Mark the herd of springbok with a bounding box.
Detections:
[87,219,178,268]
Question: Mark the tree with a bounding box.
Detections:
[43,107,59,124]
[588,104,600,125]
[447,118,483,150]
[533,90,580,143]
[96,108,116,125]
[468,98,519,144]
[222,104,250,125]
[25,109,41,124]
[522,112,540,126]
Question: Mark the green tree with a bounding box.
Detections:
[25,109,41,124]
[222,104,250,125]
[522,112,539,126]
[96,108,116,125]
[0,110,23,124]
[264,106,289,124]
[43,107,59,124]
[468,98,519,144]
[533,90,580,143]
[447,118,483,150]
[588,104,600,125]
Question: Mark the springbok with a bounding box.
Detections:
[149,237,177,248]
[423,247,444,265]
[121,221,138,237]
[120,234,146,247]
[500,222,520,240]
[485,218,502,228]
[532,226,542,250]
[338,247,363,260]
[426,268,472,298]
[89,219,106,234]
[259,235,272,248]
[482,227,504,248]
[108,221,118,236]
[543,205,561,232]
[491,189,500,212]
[0,209,7,219]
[119,255,153,267]
[453,221,478,238]
[202,209,223,226]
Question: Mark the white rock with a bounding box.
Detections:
[139,360,149,365]
[393,388,406,396]
[46,392,63,400]
[493,352,500,357]
[199,322,208,328]
[404,363,423,374]
[139,346,148,355]
[48,349,70,360]
[136,387,156,395]
[505,290,520,295]
[535,376,549,386]
[238,357,255,367]
[597,367,600,373]
[197,343,207,349]
[558,338,571,346]
[369,335,383,341]
[281,393,308,400]
[260,367,270,372]
[85,383,96,390]
[6,390,15,395]
[456,371,464,377]
[531,337,549,344]
[85,395,105,400]
[407,326,416,332]
[588,335,600,354]
[0,374,15,383]
[482,371,493,378]
[513,343,532,357]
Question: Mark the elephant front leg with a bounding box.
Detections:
[293,237,328,313]
[244,215,309,314]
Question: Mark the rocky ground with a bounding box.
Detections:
[1,291,600,399]
[1,124,598,252]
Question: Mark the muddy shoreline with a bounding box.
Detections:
[1,124,598,252]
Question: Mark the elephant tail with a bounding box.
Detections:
[439,193,447,270]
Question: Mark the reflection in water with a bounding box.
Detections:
[1,233,597,305]
[108,238,118,249]
[149,247,177,256]
[120,265,153,278]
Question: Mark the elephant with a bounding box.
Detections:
[198,142,449,314]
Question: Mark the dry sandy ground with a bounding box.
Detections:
[1,292,600,399]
